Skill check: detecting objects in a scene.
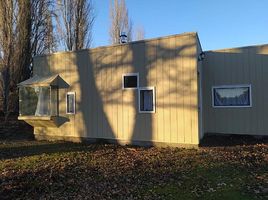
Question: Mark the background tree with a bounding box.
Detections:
[109,0,132,44]
[56,0,95,51]
[0,0,95,118]
[0,0,56,119]
[31,0,57,56]
[0,0,17,118]
[134,25,145,41]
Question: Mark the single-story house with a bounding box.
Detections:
[18,32,268,147]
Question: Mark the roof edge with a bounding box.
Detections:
[205,43,268,53]
[34,32,198,58]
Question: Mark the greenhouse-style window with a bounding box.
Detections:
[19,86,58,116]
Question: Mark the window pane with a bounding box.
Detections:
[19,87,38,116]
[19,86,51,116]
[35,87,50,116]
[67,93,75,114]
[213,87,250,107]
[140,91,144,110]
[140,89,154,111]
[50,87,58,116]
[124,75,137,88]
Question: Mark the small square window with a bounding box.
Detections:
[122,73,139,89]
[139,87,155,113]
[66,92,75,114]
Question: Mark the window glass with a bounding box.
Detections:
[19,87,39,116]
[139,88,155,112]
[50,86,58,116]
[19,86,58,116]
[123,74,138,89]
[35,87,50,116]
[213,86,251,107]
[66,93,75,114]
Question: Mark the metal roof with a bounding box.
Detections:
[18,74,59,87]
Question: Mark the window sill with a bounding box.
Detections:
[139,111,155,113]
[18,115,60,127]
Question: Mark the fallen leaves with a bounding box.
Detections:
[0,140,267,199]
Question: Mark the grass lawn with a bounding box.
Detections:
[0,138,267,200]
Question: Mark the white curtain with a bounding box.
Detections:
[214,87,249,106]
[35,87,50,116]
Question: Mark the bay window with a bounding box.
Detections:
[19,86,58,116]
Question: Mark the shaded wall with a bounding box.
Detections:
[33,32,200,145]
[202,44,268,136]
[196,35,204,140]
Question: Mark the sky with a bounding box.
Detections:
[92,0,268,51]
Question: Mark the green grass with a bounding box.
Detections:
[0,140,267,199]
[144,165,259,200]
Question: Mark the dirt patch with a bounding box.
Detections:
[0,114,33,141]
[200,134,268,147]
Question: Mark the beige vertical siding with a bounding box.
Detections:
[202,44,268,136]
[32,32,200,145]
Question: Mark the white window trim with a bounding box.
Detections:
[138,87,156,113]
[122,73,139,89]
[212,84,252,108]
[66,92,76,114]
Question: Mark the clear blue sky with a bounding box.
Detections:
[92,0,268,51]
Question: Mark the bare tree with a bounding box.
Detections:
[109,0,132,44]
[15,0,32,82]
[31,0,57,56]
[0,0,94,118]
[0,0,56,119]
[134,25,145,41]
[0,0,18,117]
[56,0,95,51]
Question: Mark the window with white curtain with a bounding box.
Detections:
[139,87,155,113]
[212,85,251,107]
[35,87,50,116]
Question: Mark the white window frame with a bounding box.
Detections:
[138,87,156,113]
[66,92,76,114]
[122,73,139,89]
[212,84,252,108]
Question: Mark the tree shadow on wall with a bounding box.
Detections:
[75,50,116,141]
[39,34,197,146]
[75,34,197,146]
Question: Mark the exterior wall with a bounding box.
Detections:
[33,32,200,145]
[202,44,268,136]
[196,36,204,140]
